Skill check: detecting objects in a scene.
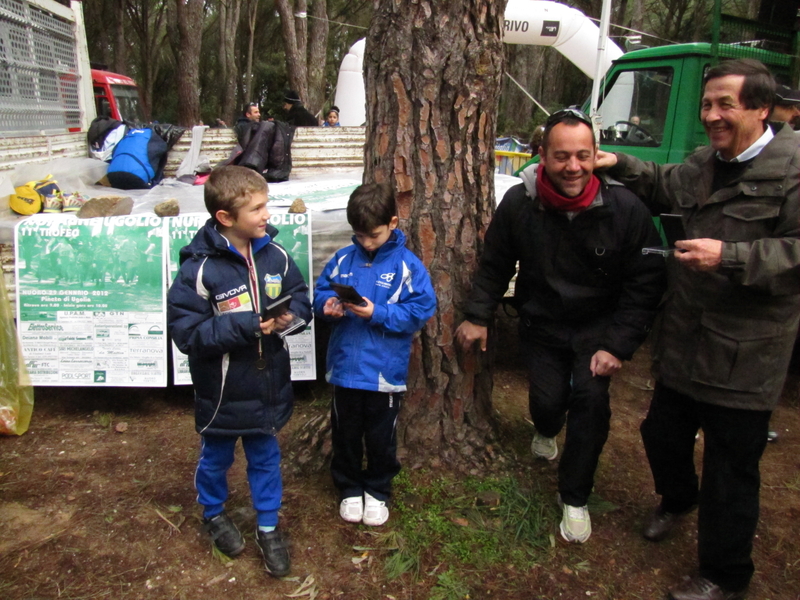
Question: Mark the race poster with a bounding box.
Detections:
[14,214,167,386]
[166,212,316,384]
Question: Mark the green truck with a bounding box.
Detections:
[587,42,795,164]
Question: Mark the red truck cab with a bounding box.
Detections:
[91,69,144,123]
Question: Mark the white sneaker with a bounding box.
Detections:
[531,431,558,460]
[560,502,591,543]
[339,496,363,523]
[362,493,389,526]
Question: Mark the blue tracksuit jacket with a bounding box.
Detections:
[313,229,437,393]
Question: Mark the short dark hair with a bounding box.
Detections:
[346,183,396,232]
[205,165,268,223]
[541,109,594,152]
[243,102,258,117]
[704,59,775,111]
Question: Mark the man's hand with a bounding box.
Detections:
[674,238,722,271]
[594,150,618,170]
[455,321,488,352]
[590,350,621,377]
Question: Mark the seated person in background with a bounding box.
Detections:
[283,90,319,127]
[323,106,341,127]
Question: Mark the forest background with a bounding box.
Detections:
[76,0,770,139]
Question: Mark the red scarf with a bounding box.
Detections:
[536,164,600,212]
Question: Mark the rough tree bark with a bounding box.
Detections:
[364,0,507,459]
[124,0,168,121]
[218,0,242,125]
[275,0,329,115]
[275,0,308,101]
[243,0,259,105]
[112,0,128,74]
[168,0,204,127]
[306,0,329,114]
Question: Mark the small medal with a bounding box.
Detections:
[256,358,267,370]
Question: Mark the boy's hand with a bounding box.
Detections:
[272,312,295,332]
[344,297,373,319]
[323,296,345,318]
[259,317,276,335]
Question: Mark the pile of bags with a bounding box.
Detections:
[88,116,185,190]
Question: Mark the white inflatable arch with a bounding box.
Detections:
[333,0,623,126]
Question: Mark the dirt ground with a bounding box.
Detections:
[1,341,799,600]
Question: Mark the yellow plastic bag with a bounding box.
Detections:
[0,272,33,435]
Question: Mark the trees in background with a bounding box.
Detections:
[82,0,368,126]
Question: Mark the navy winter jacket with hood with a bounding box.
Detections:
[313,229,437,393]
[167,218,312,436]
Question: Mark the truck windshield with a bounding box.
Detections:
[111,84,145,123]
[595,67,673,147]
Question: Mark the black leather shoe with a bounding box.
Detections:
[203,512,245,557]
[668,576,747,600]
[642,504,696,542]
[256,529,291,577]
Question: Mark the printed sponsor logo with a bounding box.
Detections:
[376,271,396,289]
[215,285,248,301]
[217,292,252,313]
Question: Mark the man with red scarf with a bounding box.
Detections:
[456,109,665,544]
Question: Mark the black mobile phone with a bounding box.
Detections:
[660,214,686,248]
[330,282,367,306]
[262,295,292,320]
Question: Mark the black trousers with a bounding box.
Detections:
[523,338,612,507]
[330,386,402,502]
[640,383,771,592]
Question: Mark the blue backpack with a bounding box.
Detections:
[107,127,168,190]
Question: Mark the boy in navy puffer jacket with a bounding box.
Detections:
[313,183,436,526]
[167,166,311,577]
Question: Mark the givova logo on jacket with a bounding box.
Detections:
[264,273,282,299]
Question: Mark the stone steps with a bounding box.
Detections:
[162,125,365,177]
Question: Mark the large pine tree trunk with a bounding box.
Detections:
[364,0,507,458]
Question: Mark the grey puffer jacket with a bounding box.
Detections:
[610,123,800,410]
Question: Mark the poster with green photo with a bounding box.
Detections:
[14,214,167,386]
[165,212,316,384]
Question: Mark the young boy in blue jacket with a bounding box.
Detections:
[313,183,437,526]
[167,166,311,577]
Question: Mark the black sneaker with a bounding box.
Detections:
[255,529,290,577]
[203,512,245,557]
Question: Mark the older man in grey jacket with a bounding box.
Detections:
[597,59,800,600]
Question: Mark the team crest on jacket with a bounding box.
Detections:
[263,273,282,299]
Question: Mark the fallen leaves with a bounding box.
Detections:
[287,574,318,599]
